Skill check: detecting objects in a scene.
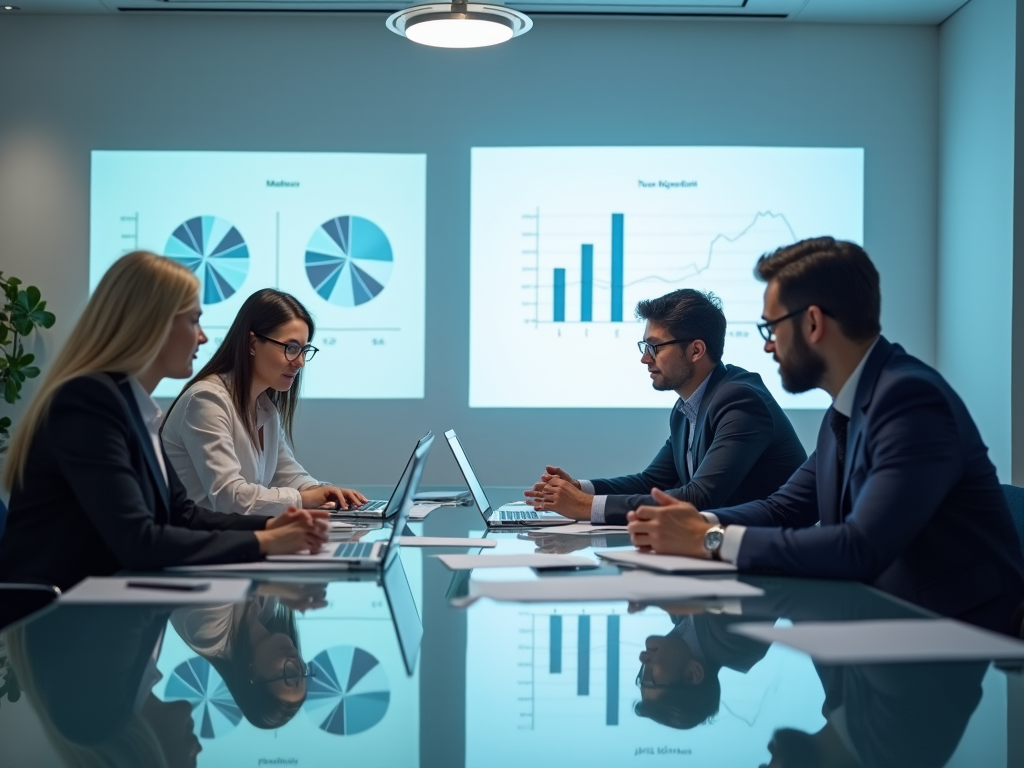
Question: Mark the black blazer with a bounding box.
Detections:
[0,373,268,591]
[713,337,1024,634]
[590,364,807,524]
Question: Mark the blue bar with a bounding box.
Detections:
[581,245,593,322]
[550,615,562,674]
[577,615,590,695]
[606,615,620,725]
[611,214,624,322]
[554,268,566,322]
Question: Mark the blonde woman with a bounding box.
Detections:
[0,252,327,591]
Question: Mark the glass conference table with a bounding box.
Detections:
[0,487,1021,768]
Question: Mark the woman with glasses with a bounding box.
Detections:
[162,288,366,515]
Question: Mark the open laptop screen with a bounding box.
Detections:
[443,430,492,518]
[383,432,434,570]
[383,553,423,675]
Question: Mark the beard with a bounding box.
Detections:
[778,330,826,394]
[653,356,694,392]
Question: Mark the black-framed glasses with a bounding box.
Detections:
[637,338,694,359]
[635,663,673,691]
[756,307,810,343]
[255,333,319,362]
[254,657,315,686]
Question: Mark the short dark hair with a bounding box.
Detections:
[755,237,881,342]
[632,673,721,730]
[635,289,726,363]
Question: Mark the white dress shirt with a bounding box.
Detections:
[128,377,169,486]
[707,338,880,563]
[161,374,319,515]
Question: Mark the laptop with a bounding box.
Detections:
[270,432,433,569]
[443,429,575,527]
[332,432,433,518]
[381,546,423,675]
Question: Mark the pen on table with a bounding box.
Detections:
[126,580,211,592]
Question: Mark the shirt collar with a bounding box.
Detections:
[677,370,713,423]
[832,338,880,417]
[128,377,163,430]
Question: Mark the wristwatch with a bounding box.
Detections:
[703,525,725,560]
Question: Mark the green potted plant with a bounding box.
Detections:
[0,272,56,454]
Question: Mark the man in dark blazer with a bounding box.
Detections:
[526,289,807,525]
[627,238,1024,635]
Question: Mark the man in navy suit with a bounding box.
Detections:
[525,289,806,525]
[627,238,1024,634]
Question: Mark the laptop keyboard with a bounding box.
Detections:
[499,509,541,520]
[351,500,387,512]
[333,541,377,559]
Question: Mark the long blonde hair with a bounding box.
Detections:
[3,251,199,491]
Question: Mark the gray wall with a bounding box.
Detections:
[938,0,1017,482]
[0,14,939,487]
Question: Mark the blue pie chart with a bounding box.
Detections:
[304,645,390,735]
[166,215,250,305]
[163,656,242,740]
[305,216,394,307]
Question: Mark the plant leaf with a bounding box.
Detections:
[18,353,34,366]
[21,366,40,378]
[4,377,18,404]
[25,285,40,309]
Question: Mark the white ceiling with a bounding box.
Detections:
[0,0,972,24]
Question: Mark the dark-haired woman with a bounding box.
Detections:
[162,289,366,516]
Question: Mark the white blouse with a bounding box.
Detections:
[161,374,318,515]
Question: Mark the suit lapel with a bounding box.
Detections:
[116,379,171,511]
[817,414,841,524]
[690,364,728,464]
[838,337,894,516]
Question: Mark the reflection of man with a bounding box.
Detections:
[526,289,806,524]
[627,238,1024,634]
[634,612,770,729]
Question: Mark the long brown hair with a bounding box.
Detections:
[167,289,314,446]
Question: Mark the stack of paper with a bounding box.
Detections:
[60,577,252,604]
[437,554,596,570]
[596,549,737,573]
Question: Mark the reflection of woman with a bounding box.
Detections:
[4,605,201,768]
[162,289,365,515]
[0,253,326,592]
[170,596,308,729]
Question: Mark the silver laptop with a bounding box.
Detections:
[333,432,433,518]
[273,432,433,569]
[443,429,575,527]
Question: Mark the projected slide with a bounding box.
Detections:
[465,601,825,768]
[90,151,426,399]
[469,147,864,409]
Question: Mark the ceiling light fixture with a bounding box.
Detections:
[386,2,532,49]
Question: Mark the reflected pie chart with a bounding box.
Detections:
[305,645,390,735]
[305,216,394,307]
[165,215,250,305]
[163,656,242,740]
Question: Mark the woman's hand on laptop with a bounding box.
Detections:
[258,507,331,555]
[300,484,368,511]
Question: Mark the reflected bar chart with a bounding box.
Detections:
[541,613,619,726]
[550,616,562,673]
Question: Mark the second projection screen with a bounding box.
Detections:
[90,151,426,399]
[469,146,864,409]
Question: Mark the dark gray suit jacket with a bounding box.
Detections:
[590,363,807,524]
[0,373,269,591]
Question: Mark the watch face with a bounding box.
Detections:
[705,529,724,551]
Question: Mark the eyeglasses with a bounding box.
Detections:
[635,663,673,691]
[637,338,694,359]
[756,307,808,343]
[254,657,315,686]
[255,333,319,362]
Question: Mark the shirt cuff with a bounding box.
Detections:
[719,525,745,564]
[590,495,608,524]
[579,479,595,494]
[700,511,720,525]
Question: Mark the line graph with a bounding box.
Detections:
[470,146,862,409]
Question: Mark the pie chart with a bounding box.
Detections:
[305,216,394,307]
[304,645,390,735]
[164,656,242,739]
[165,215,250,305]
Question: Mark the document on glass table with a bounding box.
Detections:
[596,548,737,573]
[60,576,252,604]
[436,554,597,570]
[533,523,626,535]
[729,619,1024,664]
[459,571,763,604]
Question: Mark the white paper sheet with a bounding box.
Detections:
[437,554,596,570]
[729,619,1024,664]
[397,537,496,548]
[408,503,441,520]
[532,523,627,535]
[461,572,763,604]
[60,577,252,604]
[596,549,737,573]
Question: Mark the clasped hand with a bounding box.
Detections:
[523,465,593,520]
[259,507,330,556]
[626,488,714,557]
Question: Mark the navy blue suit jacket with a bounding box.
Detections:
[711,337,1024,633]
[591,363,807,524]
